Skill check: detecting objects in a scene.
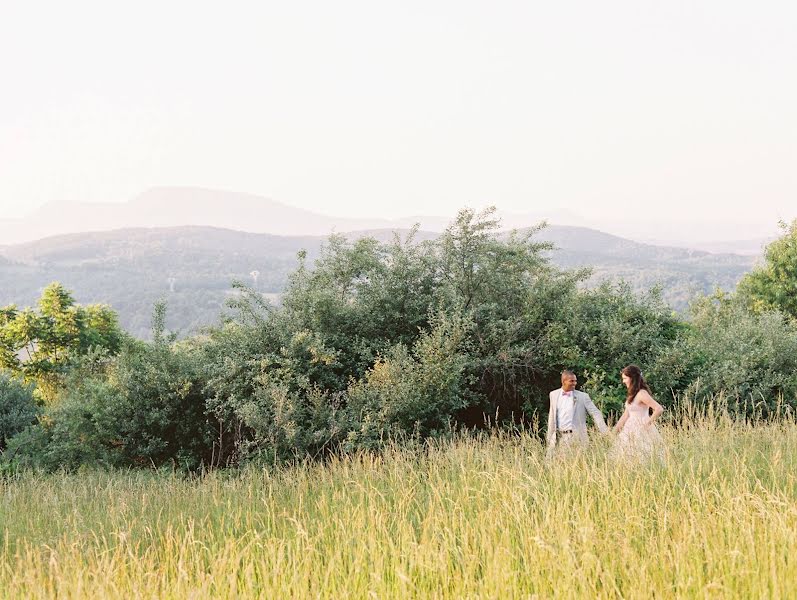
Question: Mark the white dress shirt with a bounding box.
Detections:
[556,390,576,431]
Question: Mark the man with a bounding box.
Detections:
[546,369,608,455]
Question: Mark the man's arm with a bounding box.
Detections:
[582,393,609,433]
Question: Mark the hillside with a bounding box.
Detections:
[0,225,757,338]
[0,186,658,247]
[0,188,422,245]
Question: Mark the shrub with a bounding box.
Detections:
[12,211,796,472]
[5,335,217,472]
[680,294,797,413]
[343,311,472,450]
[0,372,39,452]
[4,377,121,471]
[569,283,684,417]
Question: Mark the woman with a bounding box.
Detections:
[611,365,665,462]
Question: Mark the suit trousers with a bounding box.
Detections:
[552,431,588,457]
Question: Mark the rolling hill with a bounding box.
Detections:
[0,225,758,339]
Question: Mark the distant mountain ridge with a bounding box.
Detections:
[1,222,752,266]
[0,186,667,248]
[0,224,757,339]
[0,188,396,243]
[4,186,569,244]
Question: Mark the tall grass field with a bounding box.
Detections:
[2,411,796,598]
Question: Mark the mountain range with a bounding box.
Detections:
[0,187,566,244]
[1,187,774,254]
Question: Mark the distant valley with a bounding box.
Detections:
[0,224,758,339]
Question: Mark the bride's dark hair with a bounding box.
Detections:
[622,364,650,404]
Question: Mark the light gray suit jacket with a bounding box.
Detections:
[546,388,609,449]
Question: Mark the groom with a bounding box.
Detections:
[546,369,608,455]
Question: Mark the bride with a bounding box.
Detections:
[611,365,665,462]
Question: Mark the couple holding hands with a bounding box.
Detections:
[546,365,665,461]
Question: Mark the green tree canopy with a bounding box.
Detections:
[0,282,124,401]
[738,220,797,319]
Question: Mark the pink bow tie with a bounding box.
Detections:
[562,391,572,396]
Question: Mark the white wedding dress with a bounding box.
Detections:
[612,398,665,463]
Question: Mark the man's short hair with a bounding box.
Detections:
[561,369,576,378]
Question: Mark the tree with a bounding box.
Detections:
[738,219,797,319]
[0,283,125,401]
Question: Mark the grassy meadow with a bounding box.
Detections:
[2,410,797,599]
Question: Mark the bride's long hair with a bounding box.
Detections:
[622,364,650,404]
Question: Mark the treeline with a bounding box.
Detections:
[1,210,796,471]
[0,224,754,339]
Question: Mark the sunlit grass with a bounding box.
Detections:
[2,410,797,598]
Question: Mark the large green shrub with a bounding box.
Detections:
[436,211,583,422]
[198,208,695,463]
[4,377,121,470]
[342,311,472,450]
[103,339,215,469]
[282,229,439,387]
[679,294,797,412]
[5,309,217,471]
[569,283,685,416]
[0,372,39,452]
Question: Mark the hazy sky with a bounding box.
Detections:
[1,0,795,235]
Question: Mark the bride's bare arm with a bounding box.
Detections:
[613,406,630,434]
[637,390,664,425]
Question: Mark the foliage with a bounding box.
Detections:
[4,377,122,471]
[0,372,39,451]
[342,310,472,450]
[738,219,797,319]
[207,326,344,465]
[195,208,698,466]
[5,308,215,471]
[570,283,685,416]
[3,214,796,472]
[0,283,124,402]
[435,210,568,422]
[282,228,439,385]
[675,293,797,413]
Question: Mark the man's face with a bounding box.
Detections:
[562,374,577,392]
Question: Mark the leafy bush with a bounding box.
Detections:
[5,318,217,471]
[0,372,39,452]
[282,230,439,387]
[199,208,694,463]
[570,283,684,416]
[678,294,797,413]
[343,311,472,450]
[4,377,121,471]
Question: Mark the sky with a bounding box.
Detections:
[1,0,795,240]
